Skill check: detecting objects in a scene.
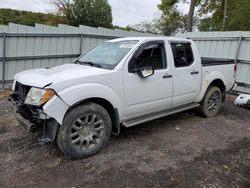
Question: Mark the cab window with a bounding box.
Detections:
[129,42,167,72]
[171,42,194,68]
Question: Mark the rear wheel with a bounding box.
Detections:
[200,86,222,118]
[57,102,112,159]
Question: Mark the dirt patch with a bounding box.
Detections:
[0,92,249,188]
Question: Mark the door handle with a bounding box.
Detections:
[190,70,199,75]
[163,73,173,79]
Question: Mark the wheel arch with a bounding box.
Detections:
[197,78,226,103]
[66,97,120,135]
[208,79,226,101]
[196,70,226,102]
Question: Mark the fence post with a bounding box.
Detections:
[79,33,83,55]
[234,35,242,64]
[2,32,6,90]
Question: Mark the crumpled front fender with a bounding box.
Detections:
[43,95,69,125]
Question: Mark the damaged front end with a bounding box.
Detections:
[9,82,60,144]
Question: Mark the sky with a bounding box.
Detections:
[0,0,189,27]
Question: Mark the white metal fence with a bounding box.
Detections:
[177,32,250,94]
[0,23,154,89]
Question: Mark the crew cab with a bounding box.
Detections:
[9,37,235,159]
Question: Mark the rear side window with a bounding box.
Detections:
[171,43,194,68]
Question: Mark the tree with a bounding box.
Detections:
[187,0,196,32]
[0,8,66,26]
[131,0,187,36]
[130,20,162,34]
[158,0,186,35]
[130,13,186,36]
[53,0,74,25]
[132,0,250,35]
[198,0,250,31]
[226,0,250,31]
[159,12,186,35]
[159,0,199,33]
[53,0,113,28]
[221,0,227,31]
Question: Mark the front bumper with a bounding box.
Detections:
[9,93,59,143]
[13,104,36,131]
[9,93,44,131]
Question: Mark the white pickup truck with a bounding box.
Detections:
[10,37,235,159]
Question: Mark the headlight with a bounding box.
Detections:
[24,88,55,106]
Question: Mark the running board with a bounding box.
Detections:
[122,103,200,128]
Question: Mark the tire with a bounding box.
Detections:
[57,102,112,159]
[200,86,222,118]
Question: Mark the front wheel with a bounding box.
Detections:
[200,86,222,118]
[57,102,112,159]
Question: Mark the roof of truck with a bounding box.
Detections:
[109,37,191,43]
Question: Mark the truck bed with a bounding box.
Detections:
[201,57,235,92]
[201,57,235,66]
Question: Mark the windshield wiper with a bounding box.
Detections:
[75,60,102,68]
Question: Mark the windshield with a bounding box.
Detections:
[77,40,139,69]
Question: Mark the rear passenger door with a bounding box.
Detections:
[170,42,201,106]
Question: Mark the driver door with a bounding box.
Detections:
[124,41,173,117]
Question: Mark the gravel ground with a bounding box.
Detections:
[0,91,249,188]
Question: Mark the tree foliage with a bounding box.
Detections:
[198,0,250,31]
[53,0,113,28]
[131,20,162,35]
[136,0,250,35]
[53,0,73,24]
[0,1,113,28]
[159,0,187,35]
[131,0,186,36]
[0,8,66,26]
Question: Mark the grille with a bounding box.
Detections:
[15,82,31,102]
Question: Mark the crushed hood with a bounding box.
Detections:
[14,64,109,88]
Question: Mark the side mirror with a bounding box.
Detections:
[137,66,154,78]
